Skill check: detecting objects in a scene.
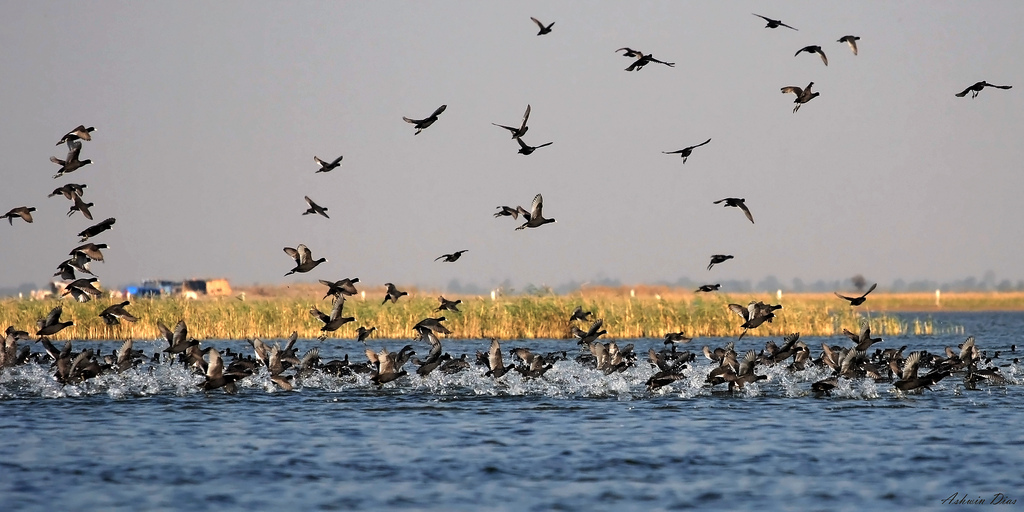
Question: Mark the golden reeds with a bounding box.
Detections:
[0,292,963,341]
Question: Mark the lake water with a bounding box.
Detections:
[1,311,1022,511]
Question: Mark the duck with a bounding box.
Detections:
[67,192,93,220]
[382,283,408,304]
[356,326,376,342]
[310,297,355,338]
[515,193,555,230]
[493,206,519,219]
[843,321,883,351]
[36,305,74,336]
[696,284,721,293]
[837,35,860,55]
[713,198,754,224]
[77,217,116,242]
[834,282,877,306]
[794,45,827,66]
[283,244,326,276]
[663,332,693,345]
[662,138,711,164]
[781,82,819,113]
[56,125,95,146]
[51,140,93,178]
[71,243,107,262]
[314,154,343,173]
[707,254,733,271]
[515,137,553,155]
[302,196,329,219]
[436,296,462,312]
[492,104,530,138]
[319,278,359,300]
[403,104,447,135]
[484,339,514,378]
[2,207,36,225]
[48,183,87,200]
[569,305,593,322]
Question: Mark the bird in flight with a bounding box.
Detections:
[795,45,828,66]
[696,284,721,293]
[752,13,797,30]
[302,196,330,219]
[781,82,819,113]
[3,206,36,225]
[492,104,531,139]
[708,254,734,271]
[838,35,860,55]
[530,17,554,35]
[78,217,115,241]
[616,48,674,71]
[435,250,468,262]
[515,194,555,230]
[51,140,93,179]
[56,125,95,146]
[713,198,754,224]
[516,137,553,155]
[663,138,711,164]
[494,206,519,219]
[403,105,447,135]
[283,244,326,276]
[835,283,877,306]
[383,283,408,304]
[314,155,343,173]
[955,81,1012,99]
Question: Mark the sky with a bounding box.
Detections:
[1,1,1022,293]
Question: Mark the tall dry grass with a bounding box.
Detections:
[0,291,960,341]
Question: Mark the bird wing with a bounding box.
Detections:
[516,137,530,151]
[834,292,855,302]
[67,140,83,162]
[530,193,544,218]
[861,283,878,298]
[434,254,448,262]
[781,86,804,96]
[330,155,343,166]
[283,246,300,264]
[430,105,447,118]
[530,17,544,29]
[728,303,750,321]
[492,123,518,133]
[42,305,63,328]
[817,49,828,66]
[207,348,224,379]
[297,244,312,264]
[173,320,188,346]
[520,104,531,130]
[779,21,798,30]
[738,202,754,223]
[488,339,503,372]
[693,138,711,149]
[328,296,346,322]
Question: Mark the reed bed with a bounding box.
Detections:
[0,293,951,342]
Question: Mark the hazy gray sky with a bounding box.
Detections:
[1,1,1022,292]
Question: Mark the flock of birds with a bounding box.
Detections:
[0,12,1016,396]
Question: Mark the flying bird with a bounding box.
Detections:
[37,305,74,336]
[310,297,355,338]
[955,81,1012,99]
[569,305,593,322]
[795,45,827,66]
[620,49,675,71]
[752,13,797,30]
[314,155,343,173]
[403,104,447,135]
[436,296,462,312]
[51,140,93,179]
[70,243,107,263]
[515,193,555,230]
[781,82,819,113]
[713,198,754,224]
[3,207,36,225]
[319,278,359,301]
[662,138,711,164]
[838,35,860,55]
[67,192,93,220]
[62,278,103,302]
[77,217,115,241]
[835,282,877,306]
[435,250,468,262]
[99,301,139,326]
[494,206,519,219]
[708,254,733,271]
[530,17,553,35]
[283,244,326,276]
[356,326,377,342]
[383,283,408,304]
[56,125,95,146]
[492,104,531,139]
[48,183,87,200]
[302,196,329,219]
[696,284,721,293]
[515,137,553,155]
[729,301,782,339]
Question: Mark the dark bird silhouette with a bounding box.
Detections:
[492,104,531,138]
[62,278,103,302]
[572,319,607,345]
[729,301,782,339]
[955,81,1012,98]
[356,326,376,342]
[319,278,359,300]
[781,82,819,113]
[795,45,828,66]
[314,155,343,173]
[51,140,93,178]
[57,125,95,146]
[713,198,754,224]
[67,192,93,220]
[752,13,797,30]
[71,243,108,263]
[569,305,593,322]
[835,282,877,306]
[662,138,711,164]
[620,49,675,71]
[99,301,138,325]
[436,296,462,312]
[515,193,555,230]
[844,321,883,351]
[48,183,87,200]
[435,250,468,262]
[708,254,733,271]
[403,104,447,135]
[696,284,721,293]
[494,206,519,219]
[383,283,408,304]
[283,244,326,276]
[838,35,860,55]
[413,317,451,337]
[302,196,329,219]
[159,320,194,355]
[664,332,693,345]
[530,17,553,35]
[3,207,36,225]
[36,305,74,336]
[516,137,553,155]
[77,217,115,241]
[310,297,355,338]
[485,339,514,378]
